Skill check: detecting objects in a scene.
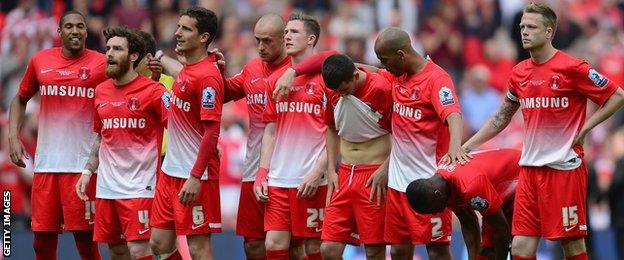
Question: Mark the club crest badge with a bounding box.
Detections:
[305,82,316,95]
[128,97,140,111]
[79,67,90,80]
[410,87,420,100]
[550,75,560,89]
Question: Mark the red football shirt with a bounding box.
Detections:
[224,57,291,181]
[505,51,619,168]
[93,75,168,199]
[379,61,462,192]
[161,54,224,180]
[18,47,107,173]
[438,149,520,216]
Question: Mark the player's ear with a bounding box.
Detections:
[130,52,139,64]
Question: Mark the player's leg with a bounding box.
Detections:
[363,245,385,260]
[289,239,305,260]
[303,238,322,259]
[511,167,542,258]
[264,187,294,259]
[107,243,131,260]
[237,182,267,259]
[265,231,292,259]
[31,173,62,260]
[60,173,100,259]
[384,188,414,260]
[561,237,587,259]
[292,186,327,260]
[390,244,413,260]
[320,241,346,259]
[353,164,387,260]
[425,242,452,260]
[150,174,182,259]
[117,198,154,260]
[186,234,213,259]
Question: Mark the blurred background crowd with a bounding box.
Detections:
[1,0,624,258]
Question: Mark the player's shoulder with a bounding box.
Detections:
[32,47,61,61]
[94,78,115,94]
[246,57,265,68]
[426,61,453,80]
[83,48,106,59]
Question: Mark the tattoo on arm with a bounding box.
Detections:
[85,135,101,173]
[490,102,519,130]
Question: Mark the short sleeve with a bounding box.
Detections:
[18,59,39,99]
[152,83,170,126]
[464,175,503,216]
[377,69,395,83]
[93,93,103,133]
[573,61,619,106]
[196,76,224,122]
[429,74,462,121]
[262,77,277,123]
[324,90,340,127]
[224,67,246,103]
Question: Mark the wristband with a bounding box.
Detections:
[81,169,93,176]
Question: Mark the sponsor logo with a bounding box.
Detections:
[191,222,207,230]
[79,67,90,80]
[275,101,322,115]
[519,97,569,109]
[39,85,94,98]
[470,197,489,211]
[202,87,216,109]
[439,86,455,106]
[56,70,74,76]
[393,102,422,120]
[588,69,608,88]
[111,101,125,107]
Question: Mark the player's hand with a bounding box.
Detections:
[8,136,28,168]
[325,170,338,206]
[179,176,201,206]
[366,166,388,206]
[253,167,269,203]
[573,130,589,147]
[441,145,472,165]
[75,172,92,201]
[209,48,226,73]
[272,68,296,101]
[147,53,163,80]
[297,169,321,199]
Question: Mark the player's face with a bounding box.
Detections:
[105,36,133,78]
[174,15,208,54]
[284,20,313,56]
[334,74,358,96]
[58,14,87,53]
[375,49,404,76]
[519,12,552,50]
[255,27,285,63]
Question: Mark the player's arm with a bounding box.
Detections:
[366,154,389,206]
[443,112,471,164]
[482,209,511,260]
[8,95,30,167]
[325,124,340,204]
[224,67,247,103]
[575,87,624,146]
[454,207,481,260]
[76,134,101,201]
[149,52,183,78]
[463,101,519,152]
[254,122,276,203]
[272,50,338,100]
[298,146,327,199]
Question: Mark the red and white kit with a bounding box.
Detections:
[438,149,520,248]
[152,55,224,235]
[506,51,619,239]
[92,75,168,242]
[262,71,328,238]
[322,70,392,245]
[19,47,106,232]
[225,57,292,240]
[380,61,462,245]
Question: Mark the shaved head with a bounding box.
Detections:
[255,13,285,36]
[254,13,286,63]
[374,27,413,54]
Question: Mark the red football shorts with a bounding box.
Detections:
[264,186,328,238]
[31,173,97,232]
[322,163,385,245]
[151,173,222,236]
[93,198,153,243]
[384,188,452,245]
[236,181,266,240]
[512,163,588,240]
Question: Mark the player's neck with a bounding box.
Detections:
[61,47,84,59]
[184,47,208,65]
[114,70,139,86]
[406,55,428,75]
[269,51,289,67]
[291,48,316,65]
[529,44,557,64]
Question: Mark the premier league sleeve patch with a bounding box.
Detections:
[439,86,455,106]
[469,196,490,211]
[588,69,608,88]
[202,87,216,109]
[161,92,171,109]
